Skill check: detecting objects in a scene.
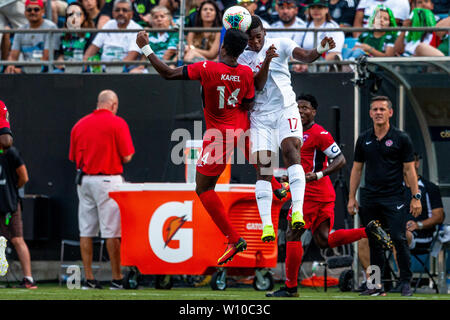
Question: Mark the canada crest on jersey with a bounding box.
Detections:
[303,133,310,143]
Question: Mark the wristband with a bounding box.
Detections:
[141,44,154,57]
[316,171,324,180]
[316,41,330,54]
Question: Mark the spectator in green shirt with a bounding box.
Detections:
[148,5,178,60]
[344,5,397,59]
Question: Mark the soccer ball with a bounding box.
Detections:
[222,6,252,32]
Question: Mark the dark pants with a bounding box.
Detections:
[360,194,412,284]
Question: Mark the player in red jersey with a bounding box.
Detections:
[267,94,392,297]
[136,28,258,265]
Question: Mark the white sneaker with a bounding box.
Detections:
[0,236,8,276]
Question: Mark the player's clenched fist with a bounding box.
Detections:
[317,36,336,54]
[265,44,279,62]
[136,31,149,49]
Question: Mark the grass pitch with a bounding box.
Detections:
[0,283,448,300]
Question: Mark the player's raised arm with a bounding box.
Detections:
[136,31,185,80]
[254,44,279,91]
[292,36,336,63]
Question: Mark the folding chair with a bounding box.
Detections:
[59,238,105,286]
[410,226,441,293]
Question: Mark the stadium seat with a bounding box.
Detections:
[59,238,105,286]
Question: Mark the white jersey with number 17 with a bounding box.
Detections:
[237,37,298,117]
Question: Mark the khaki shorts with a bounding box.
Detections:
[77,175,123,238]
[0,202,23,240]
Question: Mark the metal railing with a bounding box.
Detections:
[1,26,449,73]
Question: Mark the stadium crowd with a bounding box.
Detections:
[0,0,449,73]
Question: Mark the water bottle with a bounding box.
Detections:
[185,140,202,183]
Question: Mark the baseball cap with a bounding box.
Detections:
[0,100,12,136]
[25,0,44,8]
[307,0,328,8]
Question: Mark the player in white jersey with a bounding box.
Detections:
[237,16,335,242]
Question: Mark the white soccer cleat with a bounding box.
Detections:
[0,236,9,276]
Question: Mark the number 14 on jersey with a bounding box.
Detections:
[217,86,240,109]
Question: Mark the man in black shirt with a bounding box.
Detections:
[348,95,422,296]
[405,153,445,251]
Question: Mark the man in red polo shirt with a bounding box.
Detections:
[69,89,134,290]
[0,100,13,150]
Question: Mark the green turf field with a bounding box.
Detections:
[0,283,449,300]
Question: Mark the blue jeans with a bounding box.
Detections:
[342,48,367,60]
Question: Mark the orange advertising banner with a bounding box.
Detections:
[110,184,282,275]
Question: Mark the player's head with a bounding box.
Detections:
[246,15,266,52]
[297,94,318,126]
[221,28,249,58]
[369,95,393,126]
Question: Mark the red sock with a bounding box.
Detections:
[198,190,240,243]
[327,228,367,248]
[285,241,303,288]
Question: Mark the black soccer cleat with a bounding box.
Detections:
[266,286,299,298]
[366,220,393,250]
[273,182,290,200]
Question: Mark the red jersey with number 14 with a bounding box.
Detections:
[185,61,255,133]
[302,123,342,202]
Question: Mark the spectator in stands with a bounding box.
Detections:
[431,0,450,20]
[394,7,445,57]
[83,0,143,73]
[184,0,221,62]
[328,0,359,29]
[0,103,37,289]
[344,5,397,59]
[55,2,94,73]
[0,0,28,65]
[237,0,271,27]
[185,0,205,27]
[81,0,102,27]
[47,0,68,25]
[301,1,345,61]
[353,0,410,37]
[69,89,135,290]
[148,5,178,59]
[255,0,278,25]
[98,0,157,28]
[159,0,181,25]
[5,0,58,74]
[269,0,305,42]
[132,5,177,73]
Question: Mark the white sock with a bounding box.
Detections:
[287,164,305,214]
[255,180,273,227]
[25,276,34,283]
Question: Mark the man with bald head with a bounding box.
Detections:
[69,89,135,289]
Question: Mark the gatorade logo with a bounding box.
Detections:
[149,201,193,263]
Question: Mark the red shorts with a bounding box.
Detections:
[196,126,252,177]
[287,200,335,234]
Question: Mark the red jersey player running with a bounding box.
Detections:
[136,28,257,265]
[267,94,392,297]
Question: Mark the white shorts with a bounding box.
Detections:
[77,175,123,238]
[250,104,303,154]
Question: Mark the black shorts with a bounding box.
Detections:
[0,202,23,240]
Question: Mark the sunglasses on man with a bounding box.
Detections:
[26,7,41,13]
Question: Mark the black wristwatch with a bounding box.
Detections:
[412,193,422,200]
